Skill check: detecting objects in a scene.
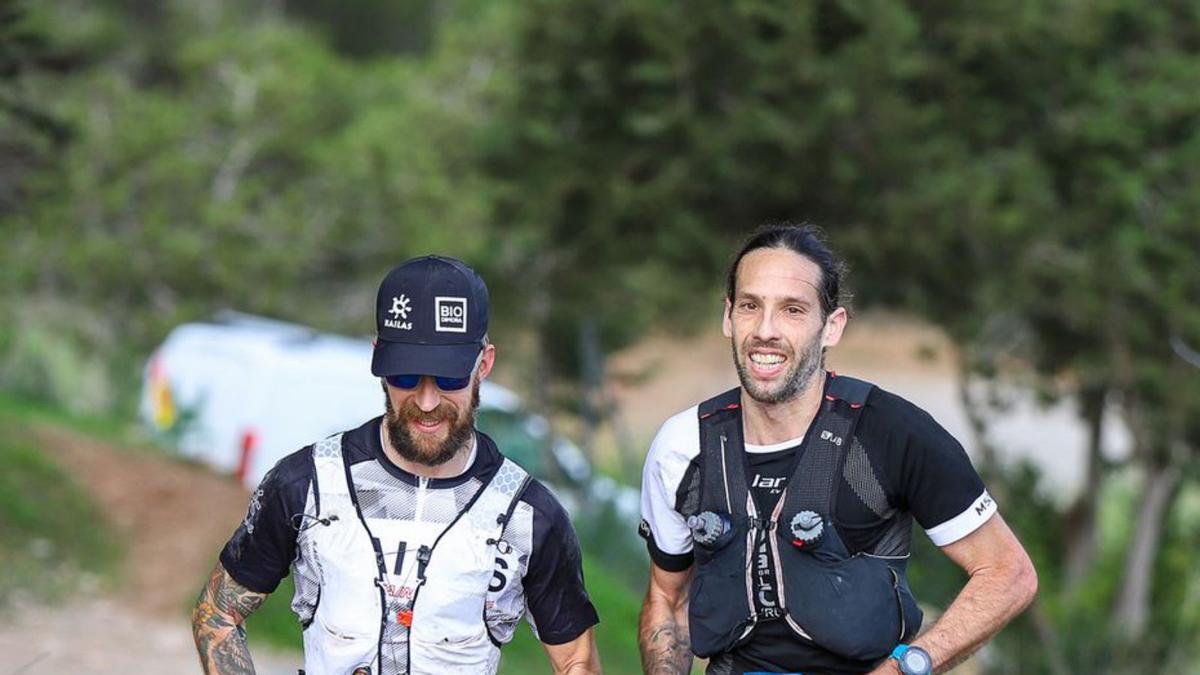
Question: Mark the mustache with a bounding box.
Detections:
[742,338,792,353]
[393,399,457,425]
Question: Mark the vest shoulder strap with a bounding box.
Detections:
[311,432,350,506]
[825,374,872,407]
[697,388,750,516]
[783,376,875,516]
[699,387,741,418]
[465,457,531,535]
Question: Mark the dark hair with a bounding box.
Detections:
[725,222,846,317]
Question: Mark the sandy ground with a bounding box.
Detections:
[0,598,300,675]
[0,424,301,674]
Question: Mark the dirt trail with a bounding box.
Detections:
[0,424,300,674]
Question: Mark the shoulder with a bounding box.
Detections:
[856,383,965,459]
[518,478,586,572]
[647,404,702,466]
[336,416,384,465]
[258,444,316,500]
[640,404,703,506]
[861,385,946,433]
[518,478,574,530]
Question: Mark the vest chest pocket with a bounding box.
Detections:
[302,615,379,675]
[410,523,499,648]
[687,512,753,658]
[307,511,384,639]
[776,530,915,661]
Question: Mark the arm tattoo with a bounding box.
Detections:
[639,621,692,675]
[192,564,268,674]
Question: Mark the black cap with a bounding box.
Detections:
[371,255,489,378]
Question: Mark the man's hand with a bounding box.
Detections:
[868,514,1037,674]
[192,562,268,674]
[543,626,602,674]
[638,563,694,675]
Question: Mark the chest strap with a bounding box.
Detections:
[697,374,873,520]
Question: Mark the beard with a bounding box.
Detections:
[732,329,825,405]
[383,379,480,467]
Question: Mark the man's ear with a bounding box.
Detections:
[722,298,733,338]
[821,306,848,349]
[477,343,497,380]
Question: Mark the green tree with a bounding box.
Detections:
[490,0,1200,671]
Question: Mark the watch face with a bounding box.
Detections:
[902,649,931,674]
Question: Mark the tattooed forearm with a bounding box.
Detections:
[192,563,267,675]
[639,565,694,675]
[639,621,692,675]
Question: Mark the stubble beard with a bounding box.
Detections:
[732,330,825,405]
[383,380,480,467]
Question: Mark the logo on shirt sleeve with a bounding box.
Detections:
[243,488,265,534]
[974,494,995,517]
[638,519,652,540]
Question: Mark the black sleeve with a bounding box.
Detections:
[218,447,313,593]
[861,388,987,530]
[639,519,695,572]
[521,482,600,645]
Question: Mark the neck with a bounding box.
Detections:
[740,372,827,445]
[380,427,476,479]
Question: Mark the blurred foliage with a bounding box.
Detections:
[2,0,1199,671]
[0,414,123,606]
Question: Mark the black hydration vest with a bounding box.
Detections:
[687,375,923,662]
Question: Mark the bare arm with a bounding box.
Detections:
[543,626,602,674]
[870,514,1038,674]
[191,562,269,674]
[638,563,694,675]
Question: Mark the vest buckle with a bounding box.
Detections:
[748,517,776,531]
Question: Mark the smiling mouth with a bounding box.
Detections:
[746,351,788,377]
[410,418,447,433]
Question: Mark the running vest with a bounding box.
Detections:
[299,433,530,675]
[687,376,923,662]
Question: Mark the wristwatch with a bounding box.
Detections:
[890,644,932,675]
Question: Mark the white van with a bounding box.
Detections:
[139,312,594,494]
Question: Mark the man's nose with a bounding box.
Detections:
[752,309,781,342]
[413,377,442,412]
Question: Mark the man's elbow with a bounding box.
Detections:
[1011,552,1038,613]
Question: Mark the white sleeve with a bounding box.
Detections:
[639,406,700,557]
[924,490,998,546]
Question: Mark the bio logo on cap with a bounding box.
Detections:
[385,294,413,330]
[435,296,468,333]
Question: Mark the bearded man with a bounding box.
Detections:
[637,224,1037,675]
[193,256,600,675]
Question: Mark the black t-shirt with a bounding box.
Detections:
[639,376,996,674]
[219,417,599,646]
[746,447,797,623]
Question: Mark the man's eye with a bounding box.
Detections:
[738,302,757,311]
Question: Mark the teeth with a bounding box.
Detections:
[750,353,785,365]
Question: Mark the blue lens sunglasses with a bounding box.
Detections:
[385,373,471,391]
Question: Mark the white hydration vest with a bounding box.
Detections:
[298,433,530,675]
